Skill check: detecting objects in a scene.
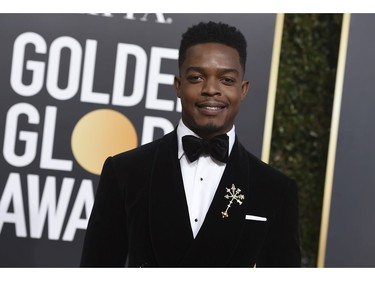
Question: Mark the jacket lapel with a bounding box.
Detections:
[179,138,250,267]
[148,131,194,266]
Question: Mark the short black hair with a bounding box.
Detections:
[178,21,247,72]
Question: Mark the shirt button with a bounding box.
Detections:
[194,218,198,222]
[200,178,203,181]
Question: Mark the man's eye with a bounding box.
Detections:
[221,77,235,84]
[187,75,203,82]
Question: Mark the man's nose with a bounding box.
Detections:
[201,77,220,96]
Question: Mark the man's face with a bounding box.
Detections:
[175,43,249,139]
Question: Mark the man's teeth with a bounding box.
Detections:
[204,106,221,110]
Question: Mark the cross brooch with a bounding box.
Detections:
[221,184,245,218]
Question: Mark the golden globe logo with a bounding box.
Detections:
[71,109,138,175]
[0,31,180,242]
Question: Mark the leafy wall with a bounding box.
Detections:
[270,14,343,267]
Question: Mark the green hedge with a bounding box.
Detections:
[269,14,342,267]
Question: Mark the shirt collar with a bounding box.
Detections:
[177,119,236,160]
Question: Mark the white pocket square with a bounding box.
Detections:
[245,215,267,222]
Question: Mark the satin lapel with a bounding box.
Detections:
[149,130,194,266]
[179,138,250,267]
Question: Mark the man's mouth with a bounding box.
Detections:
[197,102,227,115]
[201,106,224,111]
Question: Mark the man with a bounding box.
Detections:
[80,21,301,267]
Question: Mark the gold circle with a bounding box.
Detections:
[71,109,137,175]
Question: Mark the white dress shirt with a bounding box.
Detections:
[177,119,235,238]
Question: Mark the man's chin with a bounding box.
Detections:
[193,123,224,136]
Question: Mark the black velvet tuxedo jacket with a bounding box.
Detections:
[80,130,301,267]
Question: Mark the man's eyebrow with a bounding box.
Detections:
[184,66,205,74]
[184,66,240,75]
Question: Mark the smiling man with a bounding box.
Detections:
[80,21,301,267]
[175,42,248,139]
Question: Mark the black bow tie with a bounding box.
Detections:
[182,134,229,163]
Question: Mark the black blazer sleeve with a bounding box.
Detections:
[80,156,128,267]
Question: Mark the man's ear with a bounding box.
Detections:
[174,76,182,98]
[241,80,250,101]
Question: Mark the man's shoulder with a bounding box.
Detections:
[111,130,176,163]
[114,138,161,159]
[237,140,296,188]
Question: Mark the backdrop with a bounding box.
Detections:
[322,13,375,267]
[0,13,278,267]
